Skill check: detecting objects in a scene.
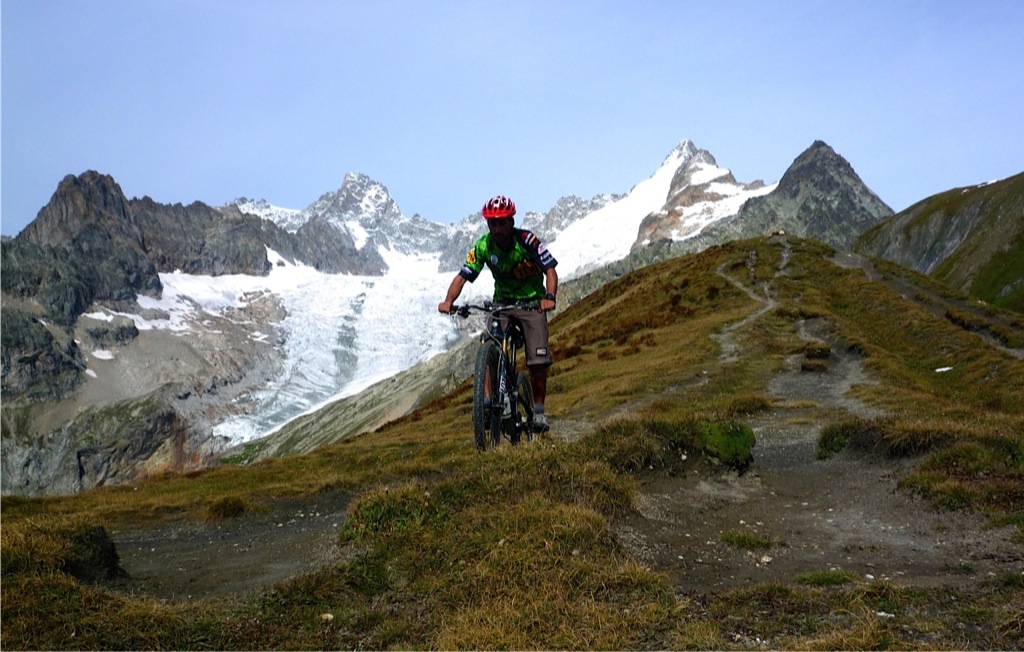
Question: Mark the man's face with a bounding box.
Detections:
[487,217,514,248]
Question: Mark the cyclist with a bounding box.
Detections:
[438,195,559,432]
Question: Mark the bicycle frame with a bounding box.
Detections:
[453,302,538,449]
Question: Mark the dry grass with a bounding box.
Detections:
[3,235,1023,650]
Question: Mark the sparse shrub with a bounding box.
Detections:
[846,339,868,356]
[819,416,958,460]
[803,340,831,359]
[725,393,773,417]
[203,495,249,521]
[721,529,774,550]
[818,418,868,459]
[992,572,1024,589]
[944,562,975,575]
[557,344,583,359]
[644,417,755,470]
[342,483,451,541]
[794,569,859,586]
[800,358,827,373]
[901,474,977,510]
[580,420,663,474]
[881,420,957,457]
[697,419,755,470]
[776,304,821,320]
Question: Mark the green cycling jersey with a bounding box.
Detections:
[459,228,558,303]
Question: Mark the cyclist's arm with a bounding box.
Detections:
[540,267,558,312]
[438,274,467,314]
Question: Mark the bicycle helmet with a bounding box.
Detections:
[482,195,516,219]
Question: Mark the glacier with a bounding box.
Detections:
[107,247,491,446]
[118,139,769,446]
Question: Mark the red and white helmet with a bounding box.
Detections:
[482,195,516,219]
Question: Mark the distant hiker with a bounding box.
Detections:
[438,195,559,432]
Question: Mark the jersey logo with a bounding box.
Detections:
[465,249,477,265]
[512,260,540,280]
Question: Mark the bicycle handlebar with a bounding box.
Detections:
[450,301,541,318]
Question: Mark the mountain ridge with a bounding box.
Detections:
[0,138,968,496]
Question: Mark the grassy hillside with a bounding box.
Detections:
[3,236,1022,650]
[856,172,1024,313]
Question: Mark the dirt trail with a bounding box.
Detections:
[110,238,1022,601]
[112,490,351,601]
[616,237,1022,592]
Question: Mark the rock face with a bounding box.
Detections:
[0,171,371,496]
[675,141,893,252]
[635,147,767,246]
[855,171,1024,312]
[4,387,211,496]
[9,173,163,325]
[0,304,85,402]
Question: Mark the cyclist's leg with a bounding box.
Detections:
[513,309,553,431]
[529,365,548,405]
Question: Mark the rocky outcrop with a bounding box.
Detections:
[0,304,85,402]
[520,194,622,243]
[1,387,215,496]
[7,173,163,325]
[293,215,387,274]
[636,148,766,245]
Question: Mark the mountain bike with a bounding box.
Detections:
[451,302,536,451]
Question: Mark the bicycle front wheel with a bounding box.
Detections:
[472,341,502,451]
[509,370,535,444]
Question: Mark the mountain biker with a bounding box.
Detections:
[438,195,559,433]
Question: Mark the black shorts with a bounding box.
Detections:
[500,308,552,367]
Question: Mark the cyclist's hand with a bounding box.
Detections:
[438,301,454,314]
[540,298,556,313]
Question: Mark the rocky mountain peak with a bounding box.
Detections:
[667,149,738,199]
[229,197,305,233]
[304,172,403,231]
[775,140,854,198]
[520,194,621,242]
[664,139,699,166]
[19,171,143,250]
[720,140,894,248]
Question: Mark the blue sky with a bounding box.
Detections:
[3,0,1022,236]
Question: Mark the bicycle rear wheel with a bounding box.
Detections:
[472,341,502,451]
[512,370,535,444]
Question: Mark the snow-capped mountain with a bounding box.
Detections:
[169,141,777,444]
[3,138,892,494]
[543,140,772,278]
[233,173,452,262]
[635,147,774,246]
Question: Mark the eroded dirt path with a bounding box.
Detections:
[615,327,1020,592]
[112,490,351,601]
[615,237,1023,592]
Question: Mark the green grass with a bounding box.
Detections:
[3,235,1023,650]
[721,529,776,550]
